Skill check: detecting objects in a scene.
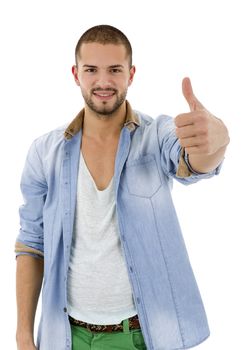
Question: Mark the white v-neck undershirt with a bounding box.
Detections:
[67,153,137,324]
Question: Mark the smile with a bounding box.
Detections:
[93,91,116,100]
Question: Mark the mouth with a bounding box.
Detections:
[92,90,116,101]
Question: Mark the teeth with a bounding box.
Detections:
[94,92,114,97]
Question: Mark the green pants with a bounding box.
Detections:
[71,318,147,349]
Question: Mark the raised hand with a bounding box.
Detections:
[175,77,229,156]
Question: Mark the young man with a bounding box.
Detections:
[15,25,229,350]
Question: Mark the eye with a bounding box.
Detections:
[84,68,97,73]
[110,68,122,73]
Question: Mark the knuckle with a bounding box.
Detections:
[198,112,208,125]
[179,139,185,147]
[198,120,209,135]
[175,128,180,137]
[174,115,181,126]
[196,114,204,123]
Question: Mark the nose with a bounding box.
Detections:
[94,71,113,89]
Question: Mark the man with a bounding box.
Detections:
[15,25,229,350]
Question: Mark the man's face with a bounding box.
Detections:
[72,43,135,115]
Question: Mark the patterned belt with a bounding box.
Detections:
[69,314,141,333]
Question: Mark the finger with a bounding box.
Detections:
[184,146,201,155]
[178,135,207,148]
[176,123,208,139]
[182,77,205,112]
[175,112,197,127]
[185,145,211,155]
[175,124,197,139]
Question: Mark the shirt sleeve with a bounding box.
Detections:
[15,139,47,258]
[157,115,223,185]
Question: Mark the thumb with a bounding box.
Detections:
[182,77,204,111]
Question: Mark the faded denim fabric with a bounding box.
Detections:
[16,102,222,350]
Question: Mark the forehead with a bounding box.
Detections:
[78,43,128,66]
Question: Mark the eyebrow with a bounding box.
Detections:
[82,64,124,69]
[109,65,124,69]
[82,64,97,68]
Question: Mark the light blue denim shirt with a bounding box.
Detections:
[16,101,222,350]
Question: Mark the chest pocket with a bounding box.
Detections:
[125,154,162,198]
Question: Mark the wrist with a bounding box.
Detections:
[16,332,34,346]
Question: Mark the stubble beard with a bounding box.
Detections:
[82,88,128,118]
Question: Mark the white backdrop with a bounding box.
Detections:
[0,0,244,349]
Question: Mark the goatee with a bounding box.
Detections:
[82,89,127,117]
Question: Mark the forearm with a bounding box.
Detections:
[188,144,228,173]
[16,255,44,347]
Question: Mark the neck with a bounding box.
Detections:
[82,102,126,141]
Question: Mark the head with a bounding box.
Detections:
[72,25,136,115]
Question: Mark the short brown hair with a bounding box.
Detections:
[75,24,133,67]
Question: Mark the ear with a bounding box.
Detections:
[72,65,80,86]
[128,65,136,86]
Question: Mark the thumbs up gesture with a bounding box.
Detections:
[175,78,230,157]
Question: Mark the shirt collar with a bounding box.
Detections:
[64,100,140,140]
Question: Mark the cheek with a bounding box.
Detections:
[117,76,131,88]
[79,75,92,89]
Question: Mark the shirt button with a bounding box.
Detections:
[137,297,141,304]
[129,266,133,273]
[64,307,67,313]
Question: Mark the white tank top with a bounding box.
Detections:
[67,152,137,325]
